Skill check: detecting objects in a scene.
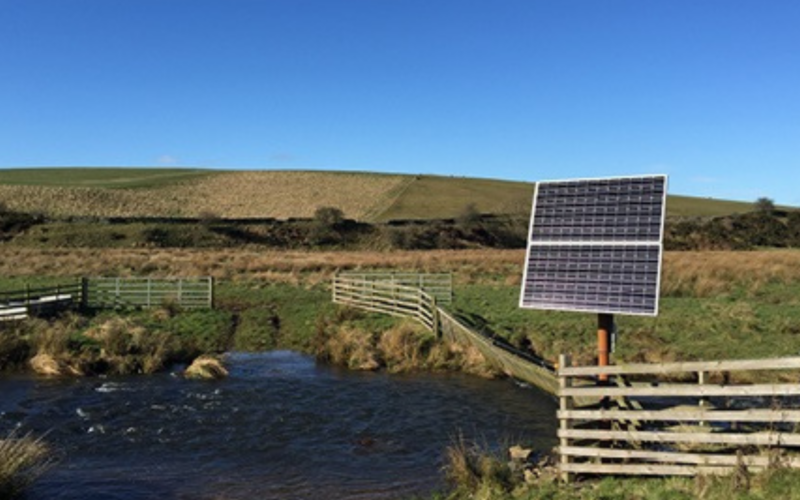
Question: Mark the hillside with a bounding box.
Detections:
[0,168,764,221]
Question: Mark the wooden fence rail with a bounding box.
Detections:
[558,354,800,482]
[0,278,214,320]
[336,272,453,305]
[332,275,439,331]
[86,277,214,309]
[0,281,83,321]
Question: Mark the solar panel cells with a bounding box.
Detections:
[521,245,660,315]
[520,175,667,316]
[531,176,665,242]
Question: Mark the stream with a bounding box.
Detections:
[0,351,557,500]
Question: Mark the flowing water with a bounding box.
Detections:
[0,351,557,500]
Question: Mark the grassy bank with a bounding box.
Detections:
[0,278,494,379]
[312,307,498,376]
[438,466,800,500]
[0,306,235,376]
[3,249,800,370]
[437,437,800,500]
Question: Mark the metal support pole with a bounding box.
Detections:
[598,313,614,383]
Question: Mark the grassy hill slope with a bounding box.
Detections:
[372,175,534,221]
[0,167,765,220]
[0,167,214,189]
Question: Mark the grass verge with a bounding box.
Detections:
[438,436,800,500]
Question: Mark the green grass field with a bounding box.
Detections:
[0,168,214,189]
[0,167,769,219]
[667,194,760,217]
[372,175,535,221]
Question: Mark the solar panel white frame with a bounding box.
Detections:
[519,174,668,316]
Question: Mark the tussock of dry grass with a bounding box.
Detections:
[0,171,406,220]
[313,309,500,376]
[443,434,515,496]
[0,432,53,498]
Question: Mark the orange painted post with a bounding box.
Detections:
[597,313,614,382]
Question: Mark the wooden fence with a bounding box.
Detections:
[85,277,214,309]
[332,274,440,331]
[439,309,559,396]
[558,354,800,481]
[336,272,452,305]
[0,282,82,321]
[332,273,559,395]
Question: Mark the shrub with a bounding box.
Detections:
[313,206,344,226]
[308,207,346,246]
[755,197,776,214]
[456,202,482,231]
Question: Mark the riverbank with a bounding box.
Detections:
[0,280,496,380]
[4,249,800,378]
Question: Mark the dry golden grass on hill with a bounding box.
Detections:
[0,248,523,285]
[1,247,799,296]
[0,171,406,220]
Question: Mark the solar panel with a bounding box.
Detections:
[519,175,667,316]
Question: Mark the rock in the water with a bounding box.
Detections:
[509,445,533,461]
[184,356,228,380]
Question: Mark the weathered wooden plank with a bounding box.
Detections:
[560,357,800,377]
[561,462,734,476]
[559,428,800,446]
[559,408,800,423]
[560,383,800,398]
[559,354,573,483]
[559,446,800,468]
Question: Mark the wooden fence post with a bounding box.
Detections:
[432,296,440,337]
[147,278,152,308]
[699,370,708,426]
[80,277,89,310]
[559,354,573,483]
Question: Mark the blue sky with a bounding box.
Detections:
[1,0,798,204]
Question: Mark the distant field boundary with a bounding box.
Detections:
[0,277,214,321]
